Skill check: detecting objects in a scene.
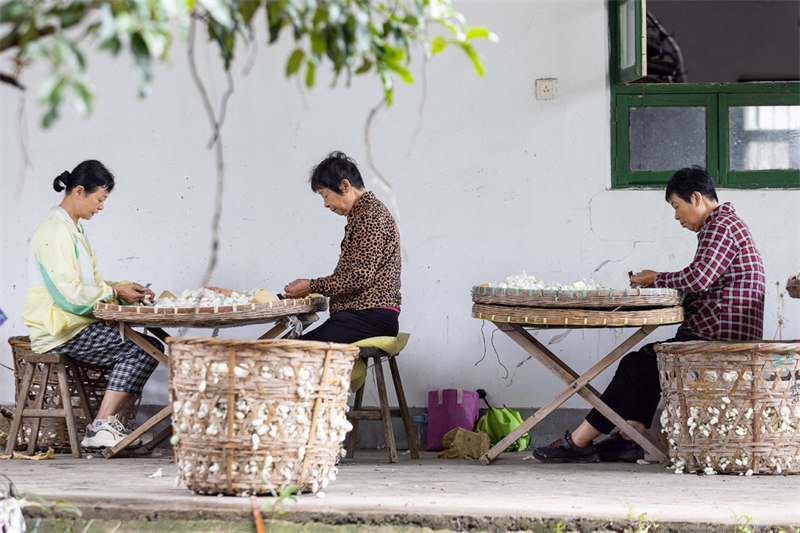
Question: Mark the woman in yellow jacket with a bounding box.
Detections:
[22,160,159,449]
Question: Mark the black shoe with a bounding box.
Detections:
[532,431,599,463]
[595,432,644,462]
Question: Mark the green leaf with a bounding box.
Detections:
[310,31,325,56]
[466,27,491,40]
[385,61,413,84]
[380,69,393,106]
[460,42,484,77]
[286,48,304,75]
[237,0,260,26]
[304,59,316,87]
[0,1,30,22]
[430,35,446,55]
[52,3,89,29]
[70,80,94,118]
[355,58,372,74]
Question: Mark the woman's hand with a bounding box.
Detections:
[629,270,657,288]
[114,283,155,303]
[284,279,311,299]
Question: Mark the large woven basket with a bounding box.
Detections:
[168,337,358,496]
[656,340,800,474]
[8,336,138,452]
[471,286,682,309]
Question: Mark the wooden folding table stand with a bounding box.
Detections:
[470,286,684,465]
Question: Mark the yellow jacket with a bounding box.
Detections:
[22,207,116,353]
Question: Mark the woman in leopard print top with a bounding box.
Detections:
[284,151,401,343]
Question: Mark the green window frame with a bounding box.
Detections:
[609,0,800,189]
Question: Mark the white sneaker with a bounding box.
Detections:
[81,415,142,449]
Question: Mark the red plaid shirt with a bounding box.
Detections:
[656,203,765,341]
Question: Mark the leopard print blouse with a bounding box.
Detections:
[310,191,401,314]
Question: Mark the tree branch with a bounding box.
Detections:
[188,16,226,288]
[0,26,55,54]
[0,73,25,90]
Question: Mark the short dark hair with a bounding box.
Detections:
[53,160,115,194]
[309,151,364,194]
[665,166,718,203]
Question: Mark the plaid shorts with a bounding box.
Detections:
[48,322,161,397]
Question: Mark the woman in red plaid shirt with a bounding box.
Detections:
[534,166,766,463]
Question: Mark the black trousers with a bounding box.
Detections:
[585,328,702,434]
[299,308,399,344]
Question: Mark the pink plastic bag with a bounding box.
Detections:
[426,389,479,451]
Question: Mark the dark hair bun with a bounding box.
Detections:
[53,170,71,192]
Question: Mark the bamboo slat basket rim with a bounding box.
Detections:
[471,285,682,308]
[164,336,359,353]
[472,303,684,327]
[656,339,800,355]
[93,296,327,327]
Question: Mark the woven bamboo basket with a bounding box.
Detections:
[168,337,358,496]
[471,286,682,309]
[787,277,799,299]
[472,303,684,327]
[656,340,800,474]
[8,336,138,452]
[93,296,327,328]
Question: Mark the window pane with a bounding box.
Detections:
[729,105,800,170]
[619,0,636,70]
[629,106,706,171]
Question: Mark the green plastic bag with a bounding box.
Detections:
[475,390,531,452]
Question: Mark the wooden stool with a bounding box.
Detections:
[5,349,93,458]
[345,334,420,463]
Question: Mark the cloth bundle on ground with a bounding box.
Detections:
[437,427,490,459]
[475,389,531,452]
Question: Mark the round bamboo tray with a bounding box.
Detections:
[656,340,800,474]
[93,296,327,328]
[471,285,682,309]
[472,303,684,327]
[168,337,358,495]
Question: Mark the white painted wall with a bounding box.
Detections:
[2,1,798,413]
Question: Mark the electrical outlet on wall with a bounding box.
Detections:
[535,78,557,100]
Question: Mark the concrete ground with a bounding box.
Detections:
[2,449,799,532]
